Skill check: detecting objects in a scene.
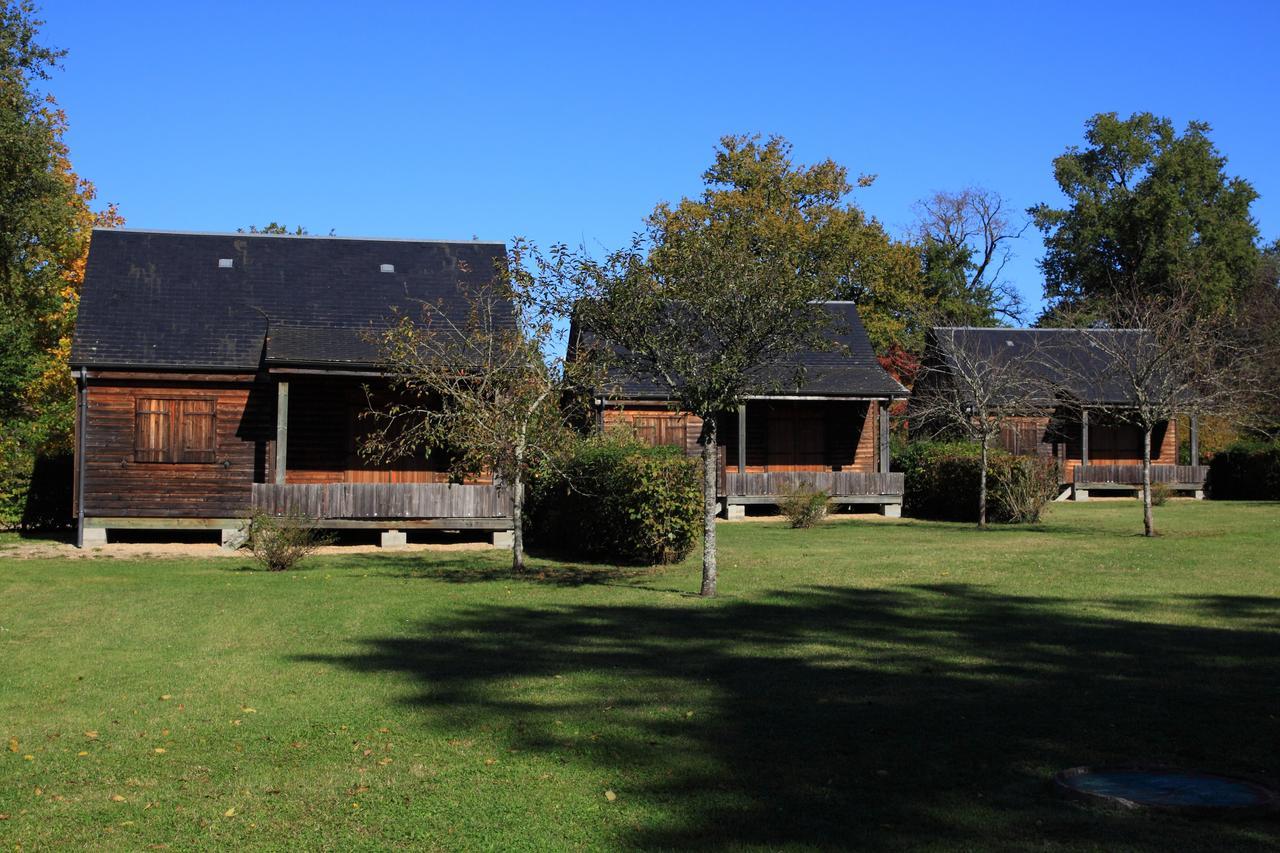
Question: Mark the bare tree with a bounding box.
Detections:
[909,325,1055,527]
[361,246,591,571]
[1056,287,1263,536]
[913,187,1027,324]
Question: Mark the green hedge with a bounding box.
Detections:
[1207,440,1280,500]
[1,432,72,531]
[896,441,1058,523]
[527,438,702,565]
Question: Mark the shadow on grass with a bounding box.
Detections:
[323,551,672,588]
[302,584,1280,850]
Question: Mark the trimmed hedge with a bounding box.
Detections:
[527,438,702,565]
[1207,440,1280,500]
[897,441,1058,523]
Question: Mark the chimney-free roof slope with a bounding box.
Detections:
[71,229,508,371]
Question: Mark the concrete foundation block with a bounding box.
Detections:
[79,526,107,549]
[1193,489,1205,500]
[879,503,902,518]
[380,529,407,549]
[491,530,514,549]
[221,526,249,551]
[724,504,746,520]
[1073,487,1089,502]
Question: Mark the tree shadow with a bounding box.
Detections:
[328,551,670,588]
[302,584,1280,850]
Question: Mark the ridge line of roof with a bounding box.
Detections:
[92,227,507,246]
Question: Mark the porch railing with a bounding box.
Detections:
[251,482,513,520]
[724,471,904,497]
[1075,465,1208,487]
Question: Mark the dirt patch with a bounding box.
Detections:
[0,539,495,560]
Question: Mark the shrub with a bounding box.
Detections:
[1206,440,1280,500]
[527,436,701,565]
[990,456,1059,523]
[780,486,828,528]
[245,508,334,571]
[1147,481,1172,506]
[898,440,1057,523]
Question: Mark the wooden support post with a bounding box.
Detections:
[1080,408,1090,469]
[1189,414,1199,465]
[878,400,891,475]
[274,380,289,485]
[736,405,746,474]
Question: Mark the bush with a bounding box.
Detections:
[1206,440,1280,500]
[780,487,828,528]
[245,508,334,571]
[1147,481,1172,506]
[527,436,701,565]
[0,435,72,532]
[990,456,1059,523]
[898,441,1057,523]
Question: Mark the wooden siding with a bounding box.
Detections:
[81,380,272,519]
[252,483,512,520]
[1076,465,1208,487]
[724,470,903,497]
[602,405,703,455]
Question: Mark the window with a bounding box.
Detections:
[135,397,217,463]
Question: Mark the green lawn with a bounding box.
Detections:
[2,502,1278,851]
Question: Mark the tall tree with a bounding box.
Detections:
[570,134,889,596]
[1031,112,1259,319]
[913,187,1025,326]
[1,2,120,526]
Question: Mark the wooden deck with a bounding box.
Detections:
[1074,464,1208,492]
[251,482,513,528]
[722,471,904,505]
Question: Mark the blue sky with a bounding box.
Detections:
[40,0,1280,318]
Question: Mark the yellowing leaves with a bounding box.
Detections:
[7,738,17,753]
[110,794,127,803]
[604,790,618,802]
[153,747,166,755]
[224,808,236,818]
[85,731,99,740]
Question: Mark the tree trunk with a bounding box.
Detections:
[512,469,526,572]
[978,437,989,529]
[700,417,719,598]
[1142,426,1155,537]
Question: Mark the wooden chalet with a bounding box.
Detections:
[70,228,515,548]
[916,327,1207,500]
[570,302,909,516]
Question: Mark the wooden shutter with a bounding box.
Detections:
[135,398,173,462]
[180,399,217,463]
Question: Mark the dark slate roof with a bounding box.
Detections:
[926,327,1155,405]
[71,229,508,371]
[574,302,907,399]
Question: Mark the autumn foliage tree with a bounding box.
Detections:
[0,1,120,526]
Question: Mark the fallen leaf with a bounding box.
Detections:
[23,754,33,761]
[224,807,236,817]
[484,758,495,766]
[160,695,172,701]
[85,731,99,740]
[7,738,16,753]
[377,757,392,766]
[290,741,303,749]
[110,794,127,802]
[604,790,617,802]
[77,751,88,757]
[241,707,256,714]
[231,720,241,726]
[351,802,360,809]
[153,748,166,754]
[0,814,9,820]
[34,787,43,796]
[161,729,170,737]
[377,727,389,734]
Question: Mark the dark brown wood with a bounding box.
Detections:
[1075,465,1208,487]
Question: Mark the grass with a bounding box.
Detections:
[2,501,1278,851]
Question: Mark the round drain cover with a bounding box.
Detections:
[1054,766,1278,816]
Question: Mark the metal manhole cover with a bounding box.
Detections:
[1054,766,1279,816]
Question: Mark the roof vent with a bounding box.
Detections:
[218,258,234,269]
[380,263,395,273]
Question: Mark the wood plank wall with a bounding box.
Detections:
[994,414,1178,483]
[81,379,272,518]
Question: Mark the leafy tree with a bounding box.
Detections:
[362,243,595,572]
[1031,112,1260,319]
[570,134,890,596]
[913,187,1025,326]
[0,2,119,526]
[239,223,313,235]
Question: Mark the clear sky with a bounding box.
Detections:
[38,0,1280,318]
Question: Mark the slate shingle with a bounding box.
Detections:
[71,229,508,370]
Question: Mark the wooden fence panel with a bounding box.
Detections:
[1075,465,1208,486]
[723,471,904,497]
